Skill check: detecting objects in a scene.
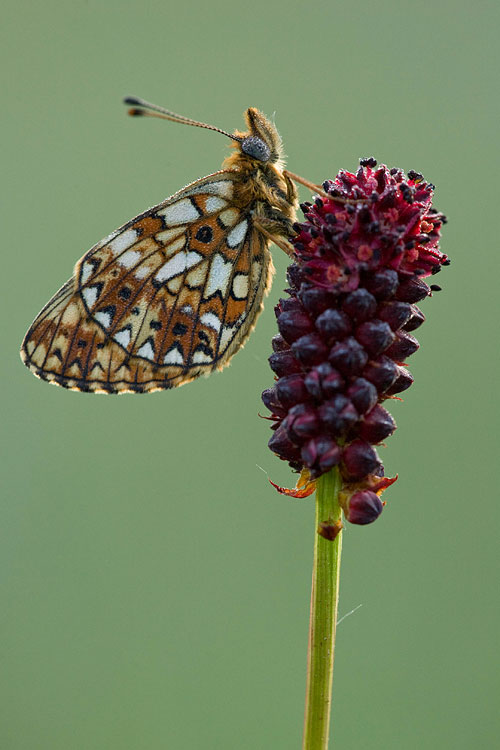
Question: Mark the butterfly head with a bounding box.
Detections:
[236,108,284,166]
[241,135,271,162]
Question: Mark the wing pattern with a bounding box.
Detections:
[21,172,273,393]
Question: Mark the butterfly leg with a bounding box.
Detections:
[283,171,298,205]
[284,169,363,205]
[253,216,296,257]
[284,170,329,199]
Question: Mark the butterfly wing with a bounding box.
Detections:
[21,172,274,393]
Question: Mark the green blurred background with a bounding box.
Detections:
[2,1,498,748]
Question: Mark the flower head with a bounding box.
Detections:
[263,159,448,523]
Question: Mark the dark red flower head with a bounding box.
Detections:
[263,159,448,524]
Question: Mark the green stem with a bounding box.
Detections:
[302,467,343,750]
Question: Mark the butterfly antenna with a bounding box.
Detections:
[123,96,243,143]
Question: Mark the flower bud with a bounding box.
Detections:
[268,350,303,377]
[385,331,420,361]
[287,404,321,441]
[341,440,381,481]
[277,309,313,343]
[304,363,344,400]
[395,277,430,303]
[316,308,352,342]
[271,334,289,352]
[364,269,399,299]
[342,289,377,322]
[358,405,396,443]
[329,337,368,376]
[261,387,287,417]
[268,422,302,462]
[355,320,395,355]
[322,369,346,397]
[378,301,412,331]
[347,378,378,414]
[319,395,358,437]
[286,263,306,290]
[345,491,383,524]
[276,374,309,408]
[299,286,336,316]
[362,355,398,392]
[403,305,425,331]
[301,436,342,476]
[291,333,329,366]
[278,297,302,313]
[385,366,414,395]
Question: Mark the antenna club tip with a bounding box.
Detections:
[123,96,141,106]
[128,108,144,117]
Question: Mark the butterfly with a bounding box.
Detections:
[20,97,321,394]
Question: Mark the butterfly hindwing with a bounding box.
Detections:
[21,172,273,393]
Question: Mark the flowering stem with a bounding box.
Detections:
[303,467,343,750]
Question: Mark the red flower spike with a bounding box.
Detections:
[263,159,448,526]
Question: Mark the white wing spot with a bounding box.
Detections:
[181,305,193,316]
[155,227,185,243]
[114,328,131,348]
[167,277,183,294]
[108,229,139,255]
[201,312,221,332]
[205,254,233,298]
[118,249,141,268]
[232,274,248,300]
[159,199,200,225]
[134,265,152,279]
[219,326,236,352]
[164,346,184,365]
[205,196,226,213]
[218,208,239,227]
[164,236,186,257]
[155,251,203,283]
[61,303,80,325]
[227,220,248,248]
[155,254,186,283]
[186,251,203,268]
[82,286,100,309]
[137,340,155,360]
[186,265,207,288]
[95,310,112,329]
[190,180,233,198]
[80,261,94,284]
[192,350,213,364]
[250,260,263,285]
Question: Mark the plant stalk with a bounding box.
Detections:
[302,467,343,750]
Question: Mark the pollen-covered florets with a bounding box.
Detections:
[263,159,448,524]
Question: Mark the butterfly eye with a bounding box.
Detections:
[241,136,271,162]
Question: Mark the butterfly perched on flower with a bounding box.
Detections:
[20,97,328,394]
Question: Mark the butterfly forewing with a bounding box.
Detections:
[21,172,272,393]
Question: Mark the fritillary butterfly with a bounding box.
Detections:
[21,97,319,394]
